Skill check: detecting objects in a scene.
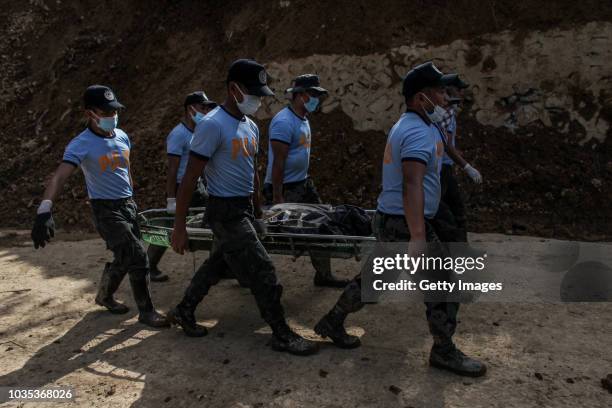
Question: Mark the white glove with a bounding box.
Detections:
[166,198,176,214]
[463,164,482,184]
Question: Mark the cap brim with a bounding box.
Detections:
[101,100,125,111]
[203,101,218,106]
[286,86,328,95]
[248,85,275,97]
[309,86,328,95]
[438,74,456,87]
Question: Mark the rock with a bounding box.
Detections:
[388,385,401,395]
[368,95,393,114]
[319,369,328,378]
[534,372,544,381]
[602,374,612,393]
[104,385,115,397]
[590,178,602,189]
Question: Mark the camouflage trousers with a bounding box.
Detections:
[91,198,154,312]
[332,211,460,349]
[263,178,334,280]
[179,196,286,327]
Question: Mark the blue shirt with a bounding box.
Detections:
[376,111,444,218]
[441,108,457,166]
[166,123,193,183]
[190,106,259,197]
[264,107,311,184]
[63,128,133,200]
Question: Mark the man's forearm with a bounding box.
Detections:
[253,169,262,217]
[167,169,178,198]
[403,183,426,240]
[42,164,74,203]
[175,169,199,226]
[446,144,468,168]
[271,159,285,203]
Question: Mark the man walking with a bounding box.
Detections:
[31,85,168,328]
[263,74,349,288]
[147,91,217,282]
[314,63,487,377]
[169,59,319,356]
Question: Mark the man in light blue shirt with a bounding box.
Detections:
[146,91,217,282]
[168,59,318,356]
[435,74,481,242]
[263,74,349,288]
[30,85,168,328]
[315,62,486,377]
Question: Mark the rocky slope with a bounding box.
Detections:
[1,0,611,239]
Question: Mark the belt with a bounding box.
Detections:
[376,210,432,222]
[208,195,251,203]
[90,197,133,204]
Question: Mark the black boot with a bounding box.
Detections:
[429,344,487,377]
[149,266,169,282]
[130,276,169,328]
[147,245,169,282]
[268,321,319,356]
[167,300,207,337]
[314,306,361,349]
[314,273,351,288]
[95,263,129,314]
[311,254,350,288]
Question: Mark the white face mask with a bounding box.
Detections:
[420,93,446,123]
[233,85,261,116]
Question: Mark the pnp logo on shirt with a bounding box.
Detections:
[298,132,311,149]
[99,150,130,172]
[231,136,257,160]
[383,142,393,164]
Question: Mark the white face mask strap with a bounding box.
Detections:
[420,92,436,110]
[88,110,101,122]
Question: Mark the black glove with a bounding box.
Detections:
[31,212,55,249]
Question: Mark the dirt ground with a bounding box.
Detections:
[0,230,610,408]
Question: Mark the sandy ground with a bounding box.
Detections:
[0,230,611,408]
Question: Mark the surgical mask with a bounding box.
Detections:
[303,95,320,113]
[95,113,118,132]
[191,111,206,123]
[419,93,446,123]
[234,85,261,116]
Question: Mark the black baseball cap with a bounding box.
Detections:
[227,59,274,97]
[83,85,125,111]
[402,62,455,99]
[286,74,328,95]
[184,91,217,108]
[445,73,470,89]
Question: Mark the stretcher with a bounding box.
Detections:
[139,207,376,261]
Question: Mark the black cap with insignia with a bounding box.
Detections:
[184,91,218,108]
[83,85,125,111]
[227,59,274,97]
[402,62,455,99]
[444,73,470,89]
